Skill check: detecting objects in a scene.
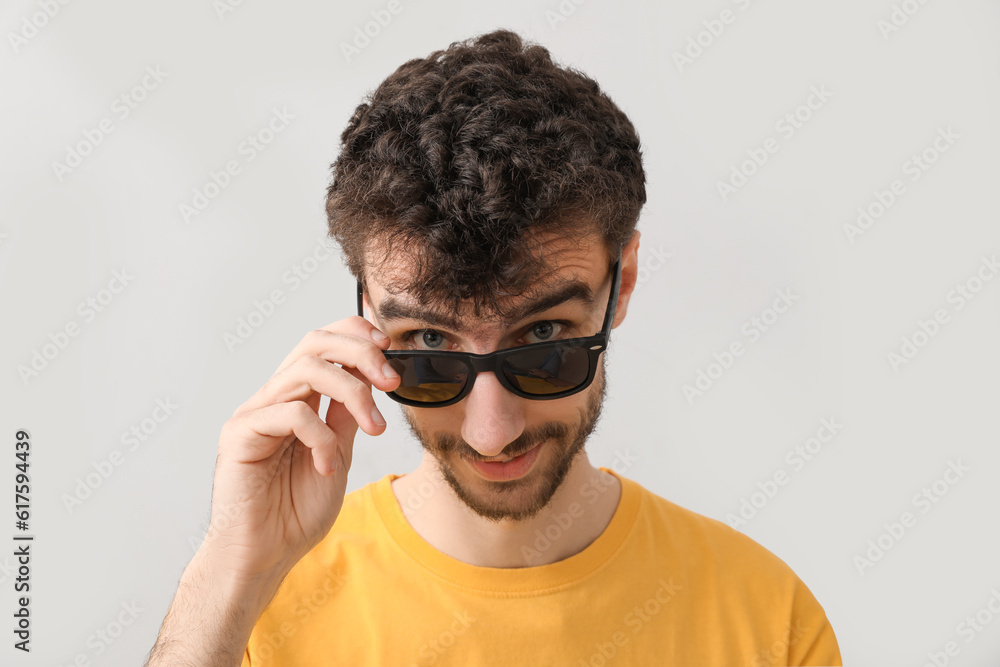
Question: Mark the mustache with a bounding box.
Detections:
[437,421,569,461]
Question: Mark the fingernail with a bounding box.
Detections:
[382,362,398,379]
[371,406,386,426]
[371,329,387,342]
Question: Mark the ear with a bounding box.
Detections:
[361,291,374,321]
[611,230,641,330]
[357,278,374,321]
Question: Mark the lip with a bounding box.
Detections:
[466,443,543,482]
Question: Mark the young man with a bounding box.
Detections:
[147,29,842,666]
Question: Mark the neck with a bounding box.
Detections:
[390,451,622,568]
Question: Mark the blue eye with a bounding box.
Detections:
[399,329,449,351]
[419,330,445,349]
[528,322,557,342]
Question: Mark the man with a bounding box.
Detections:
[146,29,842,666]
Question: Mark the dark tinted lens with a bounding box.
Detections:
[502,343,590,395]
[388,355,469,403]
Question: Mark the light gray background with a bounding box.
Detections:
[1,0,998,665]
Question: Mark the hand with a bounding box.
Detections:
[198,316,400,583]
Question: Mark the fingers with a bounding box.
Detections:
[222,400,343,476]
[274,316,391,376]
[222,317,401,477]
[233,317,399,420]
[240,353,394,436]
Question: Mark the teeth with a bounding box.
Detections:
[480,449,530,463]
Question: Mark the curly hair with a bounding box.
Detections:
[325,28,646,320]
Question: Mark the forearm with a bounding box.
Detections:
[145,549,286,667]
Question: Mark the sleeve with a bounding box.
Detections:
[240,645,252,667]
[786,577,843,666]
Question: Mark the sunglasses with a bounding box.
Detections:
[356,252,622,407]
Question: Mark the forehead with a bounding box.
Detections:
[365,235,608,332]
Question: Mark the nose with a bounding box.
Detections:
[459,369,526,458]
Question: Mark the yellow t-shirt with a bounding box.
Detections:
[242,468,842,666]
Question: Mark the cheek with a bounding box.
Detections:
[406,406,460,436]
[525,397,583,424]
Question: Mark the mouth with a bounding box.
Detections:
[466,442,543,482]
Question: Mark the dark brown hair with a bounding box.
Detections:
[325,28,646,319]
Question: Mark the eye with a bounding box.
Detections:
[524,321,565,344]
[403,329,450,351]
[400,320,573,351]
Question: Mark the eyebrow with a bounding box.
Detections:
[376,281,596,332]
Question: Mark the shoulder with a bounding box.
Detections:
[625,477,841,662]
[626,476,814,597]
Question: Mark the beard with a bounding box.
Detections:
[401,356,608,523]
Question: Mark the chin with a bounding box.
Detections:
[441,443,581,523]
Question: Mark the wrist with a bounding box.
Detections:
[185,547,290,617]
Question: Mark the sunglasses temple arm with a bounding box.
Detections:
[600,254,623,335]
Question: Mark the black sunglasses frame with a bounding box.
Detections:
[356,252,622,408]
